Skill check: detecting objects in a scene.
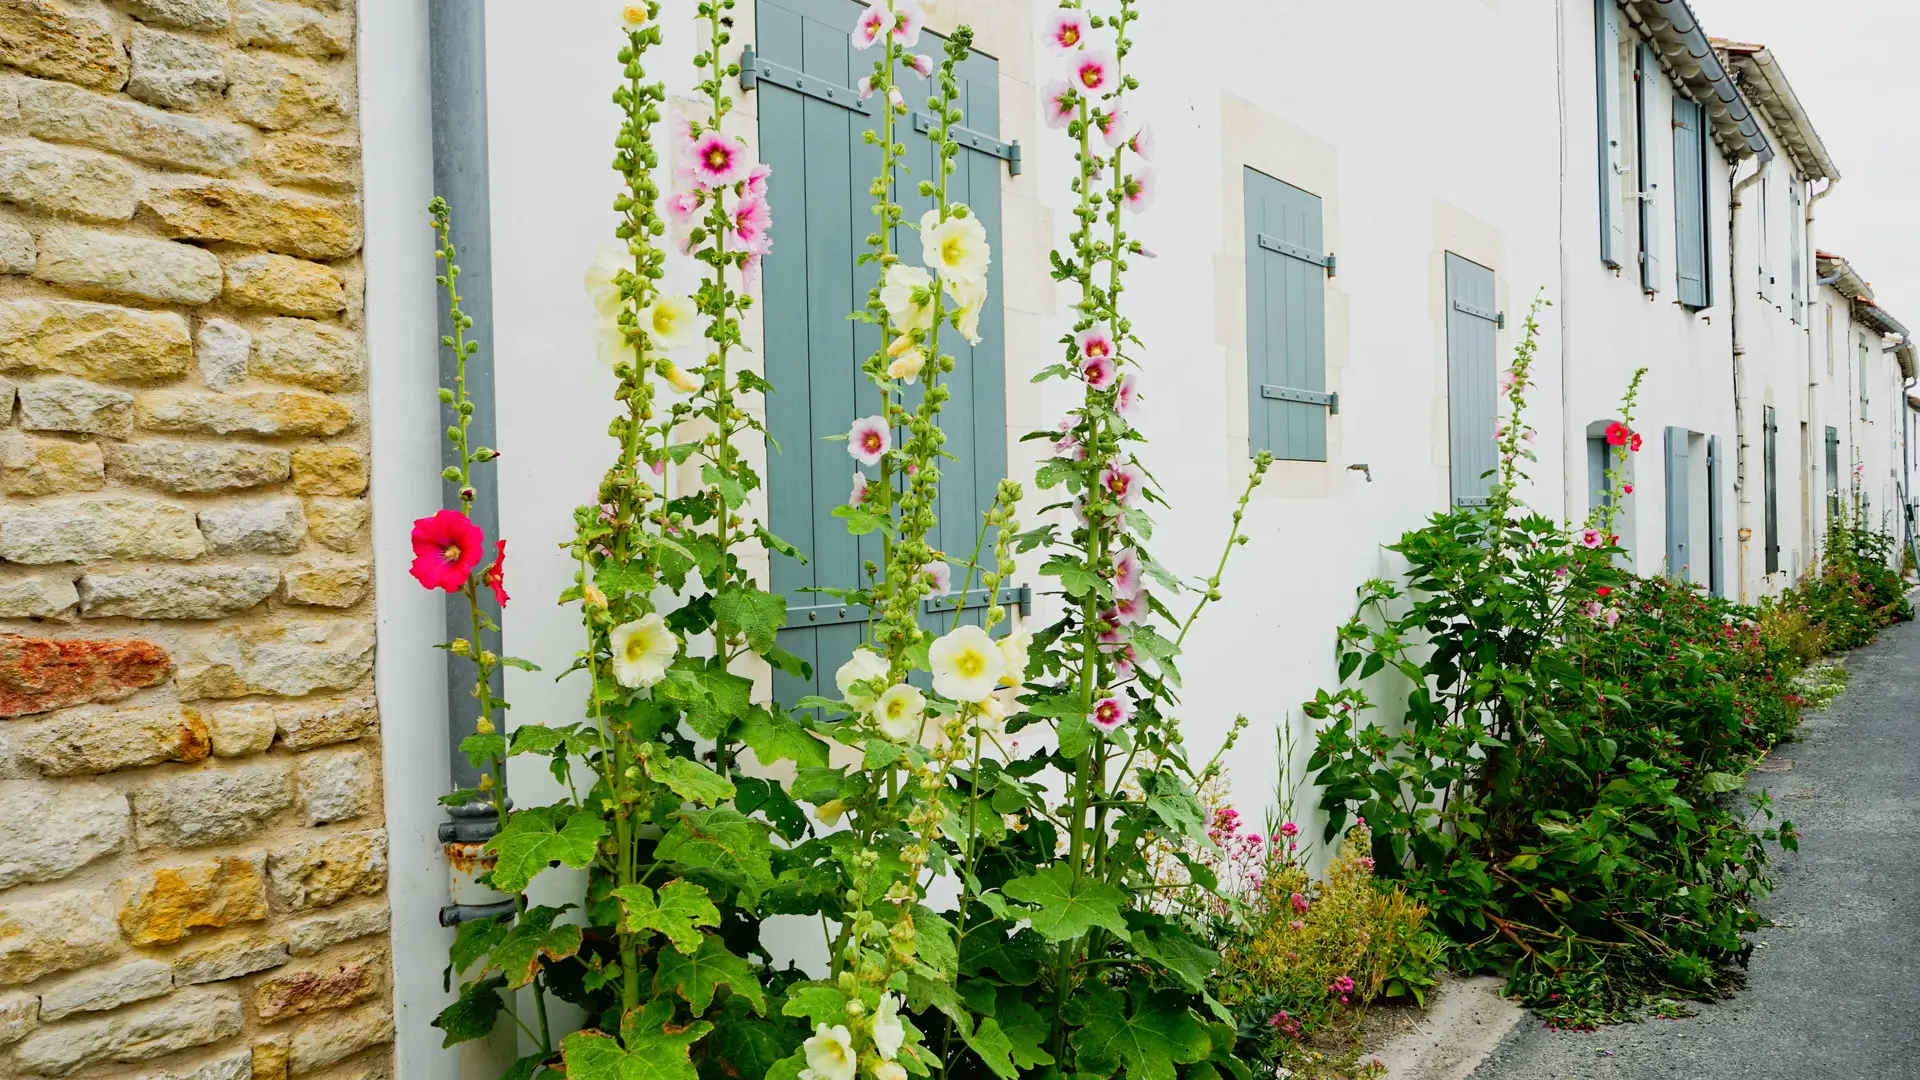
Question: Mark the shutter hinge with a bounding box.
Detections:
[1260,384,1339,414]
[922,585,1031,619]
[911,112,1020,174]
[1452,299,1504,328]
[1257,233,1336,277]
[738,46,871,115]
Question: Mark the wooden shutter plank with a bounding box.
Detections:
[1665,426,1691,581]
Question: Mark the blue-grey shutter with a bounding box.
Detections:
[1445,253,1500,507]
[1595,0,1625,267]
[1789,180,1804,323]
[756,0,1008,702]
[1672,97,1710,309]
[1636,42,1660,293]
[1763,406,1780,574]
[1244,168,1331,462]
[1826,425,1840,516]
[1588,435,1611,515]
[1708,435,1725,596]
[1665,427,1690,581]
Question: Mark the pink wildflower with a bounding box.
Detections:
[1279,821,1299,839]
[1579,528,1604,549]
[851,3,887,49]
[1290,893,1310,914]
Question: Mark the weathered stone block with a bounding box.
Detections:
[133,759,292,848]
[0,432,104,496]
[252,951,380,1023]
[303,498,365,552]
[109,0,231,32]
[197,318,252,392]
[197,498,307,554]
[173,934,291,986]
[280,560,368,608]
[20,703,210,775]
[0,300,194,382]
[131,1049,253,1080]
[226,52,343,133]
[19,78,252,174]
[268,830,385,911]
[296,748,369,825]
[35,227,224,306]
[251,1035,290,1080]
[119,854,269,946]
[0,3,128,92]
[11,990,243,1076]
[257,134,358,191]
[0,497,206,563]
[0,634,171,718]
[136,390,353,437]
[37,958,170,1020]
[289,446,364,496]
[206,703,277,758]
[0,889,122,986]
[272,694,374,750]
[254,319,359,392]
[0,571,79,619]
[288,1003,391,1074]
[18,378,134,439]
[0,221,31,273]
[176,621,375,700]
[284,903,387,958]
[0,139,139,221]
[128,26,226,111]
[0,779,127,887]
[225,256,347,319]
[142,181,360,261]
[80,565,281,619]
[0,989,36,1047]
[236,0,350,58]
[0,374,14,416]
[104,441,290,493]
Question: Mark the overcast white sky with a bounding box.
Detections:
[1688,0,1920,331]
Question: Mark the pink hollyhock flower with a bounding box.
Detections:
[1128,123,1155,161]
[852,2,887,48]
[1110,590,1148,625]
[732,194,773,253]
[1095,623,1126,650]
[1090,694,1132,732]
[1099,464,1144,506]
[850,471,870,507]
[1045,9,1089,53]
[857,75,875,99]
[688,131,748,188]
[887,86,906,111]
[909,53,934,78]
[1579,528,1603,549]
[745,163,772,196]
[482,540,508,606]
[1583,600,1604,618]
[923,561,952,594]
[847,415,890,466]
[1080,354,1117,390]
[410,509,484,592]
[1042,79,1075,129]
[890,0,925,46]
[1053,416,1084,460]
[1494,424,1508,441]
[651,458,667,477]
[1554,565,1569,579]
[1603,607,1622,628]
[1279,821,1299,839]
[1097,107,1129,149]
[1077,322,1117,362]
[1071,48,1115,93]
[1122,168,1155,212]
[1112,643,1138,678]
[1112,546,1142,597]
[1115,374,1140,419]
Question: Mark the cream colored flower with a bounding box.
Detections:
[609,614,677,688]
[873,682,927,742]
[888,347,928,384]
[880,265,936,333]
[835,648,889,713]
[663,363,702,394]
[621,4,649,27]
[948,275,986,346]
[585,246,632,367]
[872,1063,907,1080]
[800,1024,857,1080]
[872,994,906,1060]
[920,207,991,285]
[929,624,1006,703]
[814,798,849,827]
[640,293,702,351]
[997,629,1031,687]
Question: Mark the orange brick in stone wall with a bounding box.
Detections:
[0,3,390,1080]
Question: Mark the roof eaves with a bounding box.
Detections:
[1623,0,1770,161]
[1856,297,1910,342]
[1817,252,1873,305]
[1712,40,1840,181]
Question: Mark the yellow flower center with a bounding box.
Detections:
[955,649,986,679]
[940,234,966,266]
[1079,65,1101,89]
[652,308,676,334]
[624,631,653,662]
[441,544,462,564]
[706,146,730,170]
[884,697,906,720]
[1061,26,1080,46]
[862,432,883,453]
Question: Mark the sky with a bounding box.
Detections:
[1689,0,1920,330]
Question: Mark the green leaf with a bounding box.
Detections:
[782,982,851,1028]
[656,808,775,901]
[561,997,711,1080]
[653,934,766,1016]
[831,504,896,537]
[904,969,970,1039]
[595,563,656,599]
[500,1052,549,1080]
[450,913,510,974]
[461,732,507,769]
[643,749,736,807]
[707,997,801,1080]
[738,709,830,768]
[1124,913,1219,994]
[1071,988,1211,1080]
[1001,865,1131,943]
[1702,771,1745,793]
[735,776,808,841]
[486,806,608,893]
[961,925,1047,986]
[432,975,506,1047]
[714,584,786,654]
[962,1017,1019,1080]
[702,464,748,509]
[491,906,583,990]
[996,998,1057,1070]
[1145,772,1209,846]
[912,904,958,977]
[615,880,719,956]
[1039,556,1100,599]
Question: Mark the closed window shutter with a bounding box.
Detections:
[1595,0,1626,267]
[1445,253,1500,507]
[1764,406,1780,574]
[1665,427,1690,581]
[1789,181,1804,323]
[1708,435,1725,596]
[1826,425,1840,515]
[757,0,1009,701]
[1588,435,1611,515]
[1244,168,1331,462]
[1757,177,1773,303]
[1636,42,1660,293]
[1672,97,1710,308]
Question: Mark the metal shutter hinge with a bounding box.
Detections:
[1260,384,1338,414]
[1256,233,1335,277]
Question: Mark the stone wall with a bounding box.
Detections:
[0,4,388,1080]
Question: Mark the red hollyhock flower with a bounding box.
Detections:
[1605,422,1629,447]
[483,540,509,607]
[1630,431,1644,452]
[1596,586,1613,597]
[410,509,484,592]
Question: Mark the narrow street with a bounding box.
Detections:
[1470,610,1920,1078]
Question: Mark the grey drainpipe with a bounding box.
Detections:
[1729,149,1771,603]
[428,0,511,925]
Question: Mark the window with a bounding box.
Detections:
[1244,168,1332,461]
[1587,432,1613,516]
[757,0,1008,701]
[1595,0,1626,267]
[1763,406,1781,575]
[1634,42,1660,293]
[1445,253,1500,507]
[1672,97,1712,308]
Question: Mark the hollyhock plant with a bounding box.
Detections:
[1072,47,1115,92]
[1045,8,1089,52]
[851,3,887,48]
[1099,462,1145,505]
[1116,373,1141,418]
[1606,421,1630,447]
[921,208,991,285]
[687,130,748,188]
[850,471,870,507]
[1042,79,1076,129]
[909,52,933,78]
[1090,694,1133,732]
[1128,122,1155,160]
[1112,546,1143,596]
[1081,353,1117,390]
[887,0,924,45]
[1077,322,1117,362]
[1098,106,1130,148]
[411,509,484,592]
[1123,167,1156,212]
[847,414,891,466]
[1580,528,1604,549]
[482,540,508,606]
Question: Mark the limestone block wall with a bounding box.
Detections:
[0,4,390,1080]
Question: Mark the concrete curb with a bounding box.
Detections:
[1377,975,1528,1080]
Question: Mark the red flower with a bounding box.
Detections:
[1622,483,1634,495]
[1630,432,1644,453]
[483,540,509,607]
[410,509,484,592]
[1605,422,1629,447]
[1597,586,1613,597]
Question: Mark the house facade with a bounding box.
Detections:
[0,4,1913,1080]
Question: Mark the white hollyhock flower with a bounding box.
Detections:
[998,629,1031,687]
[929,624,1007,703]
[800,1024,857,1080]
[640,293,701,351]
[888,346,927,384]
[847,415,891,467]
[921,208,991,286]
[835,647,889,713]
[609,614,677,688]
[662,364,702,394]
[948,275,987,346]
[880,264,936,333]
[873,1063,907,1080]
[872,994,906,1060]
[874,683,927,742]
[585,246,633,367]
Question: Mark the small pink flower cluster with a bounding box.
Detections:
[1267,1009,1301,1038]
[665,115,775,283]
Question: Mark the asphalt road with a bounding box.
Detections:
[1469,608,1920,1080]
